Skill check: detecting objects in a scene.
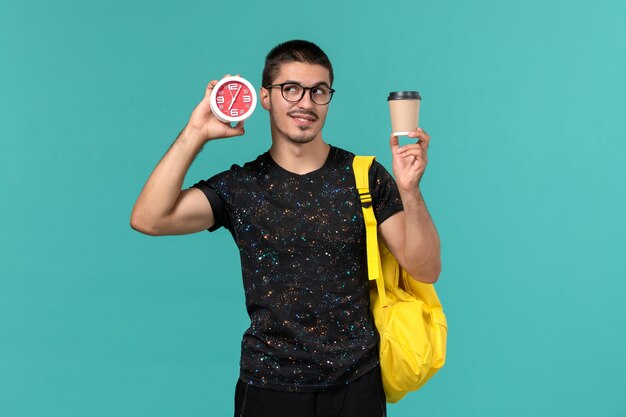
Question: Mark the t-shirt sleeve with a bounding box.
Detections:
[369,160,404,225]
[190,178,230,232]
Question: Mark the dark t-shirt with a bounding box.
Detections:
[192,145,403,391]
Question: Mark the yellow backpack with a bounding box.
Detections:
[353,155,448,403]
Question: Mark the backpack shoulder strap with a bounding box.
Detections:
[353,156,375,206]
[352,155,387,307]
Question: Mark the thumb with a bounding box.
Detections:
[229,121,245,136]
[389,134,400,152]
[205,80,218,98]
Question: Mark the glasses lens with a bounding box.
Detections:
[281,83,304,102]
[310,86,332,105]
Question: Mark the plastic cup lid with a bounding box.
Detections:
[387,91,421,100]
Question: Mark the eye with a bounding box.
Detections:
[312,86,328,96]
[283,83,301,93]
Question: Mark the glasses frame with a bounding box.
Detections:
[264,82,336,105]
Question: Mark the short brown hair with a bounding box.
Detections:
[262,40,334,87]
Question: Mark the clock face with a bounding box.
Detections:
[210,76,257,123]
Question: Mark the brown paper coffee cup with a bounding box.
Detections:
[388,91,421,136]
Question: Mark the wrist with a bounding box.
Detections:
[179,125,209,148]
[399,186,423,207]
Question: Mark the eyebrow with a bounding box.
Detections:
[280,80,332,88]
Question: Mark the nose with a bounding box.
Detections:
[296,89,315,109]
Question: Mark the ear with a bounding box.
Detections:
[260,87,271,110]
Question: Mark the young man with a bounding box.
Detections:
[131,40,441,417]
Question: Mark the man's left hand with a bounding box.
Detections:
[390,128,431,193]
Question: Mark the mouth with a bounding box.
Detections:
[288,111,317,127]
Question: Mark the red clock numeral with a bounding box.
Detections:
[228,83,238,91]
[216,96,225,104]
[230,109,239,116]
[243,95,251,103]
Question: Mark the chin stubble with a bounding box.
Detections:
[270,109,320,143]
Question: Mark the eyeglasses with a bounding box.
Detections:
[264,82,335,105]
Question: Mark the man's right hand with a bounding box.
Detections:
[185,76,246,142]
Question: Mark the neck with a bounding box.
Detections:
[269,137,331,175]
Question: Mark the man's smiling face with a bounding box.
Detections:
[261,62,332,145]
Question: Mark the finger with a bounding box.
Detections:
[408,127,429,137]
[419,129,431,152]
[399,147,426,163]
[227,121,246,137]
[389,134,400,152]
[398,138,429,155]
[396,144,424,154]
[205,79,218,97]
[405,151,426,164]
[408,128,431,151]
[402,151,427,169]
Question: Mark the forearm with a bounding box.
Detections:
[131,126,206,228]
[399,188,441,282]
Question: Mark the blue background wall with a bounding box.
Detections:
[1,0,625,416]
